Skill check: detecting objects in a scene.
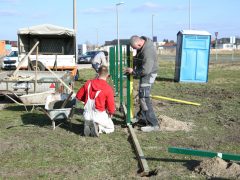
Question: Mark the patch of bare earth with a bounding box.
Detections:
[158,115,193,132]
[194,157,240,179]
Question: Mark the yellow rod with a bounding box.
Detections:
[151,95,201,106]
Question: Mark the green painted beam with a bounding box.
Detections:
[168,147,240,161]
[119,45,123,105]
[109,47,115,79]
[115,45,119,96]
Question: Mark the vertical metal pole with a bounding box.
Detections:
[109,47,115,79]
[215,37,218,61]
[115,45,119,96]
[152,14,154,39]
[119,45,123,105]
[126,45,133,124]
[96,28,99,49]
[123,48,126,66]
[73,0,77,63]
[73,0,77,31]
[115,2,124,96]
[34,46,38,93]
[117,5,120,64]
[189,0,191,30]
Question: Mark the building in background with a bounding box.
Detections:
[216,37,240,49]
[0,40,17,57]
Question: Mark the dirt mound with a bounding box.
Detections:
[158,115,193,132]
[194,157,240,179]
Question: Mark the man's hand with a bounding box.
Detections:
[124,67,133,74]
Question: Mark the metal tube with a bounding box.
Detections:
[119,45,123,105]
[189,0,191,30]
[151,95,201,106]
[169,147,240,161]
[34,46,39,93]
[152,14,154,39]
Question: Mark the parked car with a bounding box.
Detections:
[1,47,18,70]
[77,50,108,64]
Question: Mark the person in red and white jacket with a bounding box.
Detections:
[76,65,115,136]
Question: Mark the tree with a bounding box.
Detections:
[163,39,169,43]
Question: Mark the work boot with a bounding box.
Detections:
[132,111,148,126]
[84,121,91,136]
[141,125,160,132]
[91,122,99,137]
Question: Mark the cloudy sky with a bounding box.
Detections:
[0,0,239,45]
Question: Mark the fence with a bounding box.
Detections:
[158,49,240,63]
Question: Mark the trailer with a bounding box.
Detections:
[0,70,73,96]
[17,24,78,77]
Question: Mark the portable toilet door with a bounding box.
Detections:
[174,30,211,83]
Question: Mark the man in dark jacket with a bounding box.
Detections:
[125,35,159,132]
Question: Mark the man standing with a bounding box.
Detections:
[91,51,108,73]
[76,65,115,137]
[125,35,159,132]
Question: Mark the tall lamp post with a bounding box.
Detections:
[96,28,99,49]
[152,14,155,40]
[188,0,191,29]
[73,0,77,62]
[116,2,124,98]
[116,2,124,62]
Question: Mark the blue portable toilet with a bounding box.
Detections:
[174,30,211,83]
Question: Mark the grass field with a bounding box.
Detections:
[0,59,240,179]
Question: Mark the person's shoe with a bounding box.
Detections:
[84,122,91,136]
[141,125,159,132]
[90,122,99,137]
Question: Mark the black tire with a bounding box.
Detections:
[30,60,46,71]
[0,95,5,101]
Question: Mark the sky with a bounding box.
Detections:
[0,0,239,45]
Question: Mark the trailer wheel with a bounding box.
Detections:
[30,60,46,71]
[0,95,5,101]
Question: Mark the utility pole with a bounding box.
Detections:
[73,0,77,62]
[189,0,191,30]
[152,14,155,40]
[96,28,99,49]
[215,32,218,61]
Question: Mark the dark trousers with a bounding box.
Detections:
[138,86,158,126]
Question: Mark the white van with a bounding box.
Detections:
[2,47,18,70]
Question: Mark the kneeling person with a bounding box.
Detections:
[76,65,115,137]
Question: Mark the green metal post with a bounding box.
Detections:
[115,45,119,96]
[123,47,126,66]
[109,47,115,79]
[119,45,123,105]
[168,147,240,161]
[126,45,134,124]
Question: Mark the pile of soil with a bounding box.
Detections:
[194,157,240,179]
[158,115,193,132]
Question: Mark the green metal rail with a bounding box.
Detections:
[169,147,240,161]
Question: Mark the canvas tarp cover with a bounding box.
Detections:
[18,24,75,36]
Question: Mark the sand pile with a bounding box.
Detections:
[194,157,240,179]
[158,115,193,132]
